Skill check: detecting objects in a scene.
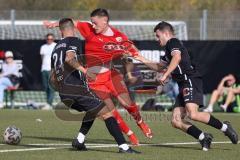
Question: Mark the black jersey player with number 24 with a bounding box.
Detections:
[49,18,140,154]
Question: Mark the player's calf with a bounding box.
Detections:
[104,116,140,153]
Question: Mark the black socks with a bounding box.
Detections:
[104,117,126,145]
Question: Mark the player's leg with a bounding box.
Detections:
[75,112,96,150]
[116,92,152,138]
[104,97,139,145]
[186,102,238,144]
[69,94,139,153]
[172,98,213,151]
[203,89,221,112]
[97,104,140,153]
[109,69,152,138]
[60,97,96,151]
[221,88,235,112]
[88,81,139,145]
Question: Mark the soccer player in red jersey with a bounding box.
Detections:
[44,8,153,143]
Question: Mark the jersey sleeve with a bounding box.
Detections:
[76,21,94,39]
[66,38,82,56]
[167,38,182,56]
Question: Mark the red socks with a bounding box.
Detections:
[112,109,131,134]
[124,103,142,123]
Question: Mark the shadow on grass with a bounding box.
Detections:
[68,148,119,154]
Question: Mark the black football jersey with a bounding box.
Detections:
[51,37,86,87]
[164,38,201,81]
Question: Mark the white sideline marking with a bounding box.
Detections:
[0,147,57,153]
[0,141,238,153]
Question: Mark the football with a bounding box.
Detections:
[3,126,22,145]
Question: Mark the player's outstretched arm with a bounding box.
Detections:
[163,51,181,77]
[65,51,87,73]
[159,51,181,85]
[133,55,167,71]
[43,20,59,28]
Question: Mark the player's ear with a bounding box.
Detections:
[103,17,108,24]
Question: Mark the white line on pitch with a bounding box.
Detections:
[0,141,238,153]
[0,147,59,153]
[25,141,238,147]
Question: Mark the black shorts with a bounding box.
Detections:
[174,77,204,108]
[59,85,105,112]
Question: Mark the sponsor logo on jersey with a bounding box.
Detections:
[103,42,126,52]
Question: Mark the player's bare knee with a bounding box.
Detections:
[101,112,113,120]
[171,116,183,129]
[171,119,182,129]
[120,100,132,108]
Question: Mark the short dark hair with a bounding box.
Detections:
[90,8,109,21]
[154,21,174,34]
[59,18,74,30]
[46,33,54,38]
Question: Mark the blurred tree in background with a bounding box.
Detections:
[0,0,239,11]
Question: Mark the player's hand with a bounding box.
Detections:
[43,20,56,28]
[128,76,138,85]
[133,55,144,62]
[159,73,169,86]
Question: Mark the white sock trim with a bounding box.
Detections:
[77,132,85,143]
[119,143,129,151]
[221,123,228,132]
[137,119,143,124]
[199,132,205,140]
[127,130,133,136]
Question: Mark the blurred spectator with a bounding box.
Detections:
[0,51,19,108]
[157,78,179,103]
[203,74,240,112]
[40,33,56,109]
[156,71,179,103]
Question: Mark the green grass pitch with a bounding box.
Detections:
[0,110,239,160]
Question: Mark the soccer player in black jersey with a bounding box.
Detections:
[135,21,238,151]
[50,18,140,154]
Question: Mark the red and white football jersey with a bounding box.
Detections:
[76,21,138,67]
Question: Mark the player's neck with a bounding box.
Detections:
[63,32,75,38]
[101,26,114,36]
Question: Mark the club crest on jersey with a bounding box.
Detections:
[116,37,123,42]
[183,88,190,96]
